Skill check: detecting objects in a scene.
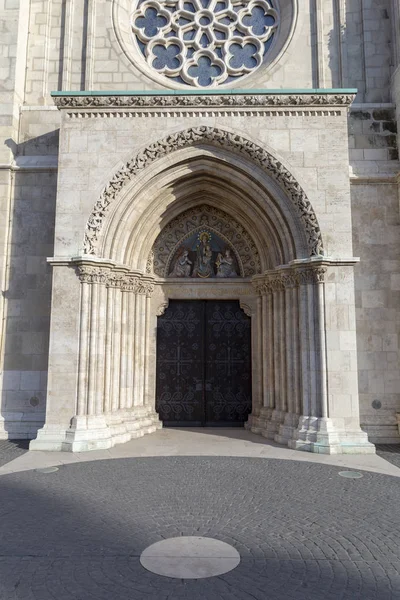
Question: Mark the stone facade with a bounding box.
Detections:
[0,0,399,452]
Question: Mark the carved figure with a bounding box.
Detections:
[216,248,238,278]
[192,232,214,278]
[169,249,192,277]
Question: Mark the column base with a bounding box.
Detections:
[30,406,162,452]
[275,413,300,445]
[245,407,272,434]
[263,409,286,440]
[288,416,376,454]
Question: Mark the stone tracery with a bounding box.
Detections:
[131,0,279,87]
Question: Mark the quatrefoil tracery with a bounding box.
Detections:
[131,0,279,87]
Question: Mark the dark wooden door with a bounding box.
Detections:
[156,300,252,426]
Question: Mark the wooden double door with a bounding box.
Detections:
[155,300,252,426]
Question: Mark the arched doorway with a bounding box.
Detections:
[30,127,374,455]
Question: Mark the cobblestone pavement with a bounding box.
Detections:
[376,445,400,469]
[0,440,29,468]
[1,456,400,600]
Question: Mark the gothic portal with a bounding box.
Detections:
[1,1,399,453]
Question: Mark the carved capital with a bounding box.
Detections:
[281,271,298,289]
[269,275,285,292]
[120,275,139,292]
[76,266,108,285]
[135,281,155,296]
[298,267,327,285]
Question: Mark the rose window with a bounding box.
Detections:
[131,0,279,87]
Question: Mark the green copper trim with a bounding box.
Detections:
[51,88,357,97]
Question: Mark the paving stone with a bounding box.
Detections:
[0,440,29,468]
[0,456,400,599]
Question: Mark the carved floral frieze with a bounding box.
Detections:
[54,94,355,109]
[83,126,324,258]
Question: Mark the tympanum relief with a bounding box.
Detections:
[149,205,261,278]
[169,230,239,278]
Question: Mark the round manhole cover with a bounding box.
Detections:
[140,536,240,579]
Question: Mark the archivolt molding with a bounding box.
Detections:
[83,126,324,258]
[149,204,261,278]
[76,265,155,296]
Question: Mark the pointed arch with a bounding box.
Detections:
[83,126,324,258]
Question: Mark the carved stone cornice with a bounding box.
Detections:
[54,93,355,110]
[83,126,324,259]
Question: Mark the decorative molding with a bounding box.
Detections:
[156,301,169,316]
[76,266,109,285]
[83,126,324,258]
[253,266,327,294]
[136,280,155,296]
[54,93,355,110]
[239,301,253,317]
[162,284,254,296]
[297,266,326,285]
[64,109,343,119]
[150,204,261,278]
[76,264,155,295]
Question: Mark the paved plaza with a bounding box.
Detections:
[0,429,400,600]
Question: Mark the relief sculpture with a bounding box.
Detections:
[169,249,192,278]
[216,249,238,278]
[168,229,239,279]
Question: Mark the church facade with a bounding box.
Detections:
[0,0,399,453]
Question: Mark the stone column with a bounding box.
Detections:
[288,262,375,455]
[275,271,300,444]
[103,285,114,415]
[264,288,275,413]
[62,265,112,451]
[266,276,285,438]
[246,281,274,436]
[76,278,91,417]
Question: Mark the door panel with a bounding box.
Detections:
[156,300,252,426]
[155,301,204,426]
[205,301,252,425]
